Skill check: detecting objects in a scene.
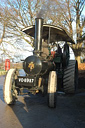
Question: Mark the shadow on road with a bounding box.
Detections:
[1,92,85,128]
[0,74,85,128]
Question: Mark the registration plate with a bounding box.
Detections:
[18,77,34,83]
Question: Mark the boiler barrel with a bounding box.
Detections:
[23,55,55,76]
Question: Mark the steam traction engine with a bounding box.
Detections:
[3,18,78,108]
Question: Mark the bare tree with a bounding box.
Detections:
[47,0,85,63]
[72,0,85,63]
[2,0,45,46]
[0,7,6,44]
[0,0,43,59]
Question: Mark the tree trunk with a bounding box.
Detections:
[75,56,81,64]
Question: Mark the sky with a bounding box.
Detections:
[0,39,33,62]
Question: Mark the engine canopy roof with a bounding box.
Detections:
[22,24,75,44]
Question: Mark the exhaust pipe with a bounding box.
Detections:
[34,18,43,56]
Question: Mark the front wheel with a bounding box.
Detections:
[3,69,18,105]
[48,71,57,108]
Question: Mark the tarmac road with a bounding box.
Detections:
[0,74,85,128]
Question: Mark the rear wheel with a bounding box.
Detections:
[63,44,69,67]
[3,69,18,105]
[63,60,78,94]
[48,71,57,108]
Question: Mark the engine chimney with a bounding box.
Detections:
[34,18,43,56]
